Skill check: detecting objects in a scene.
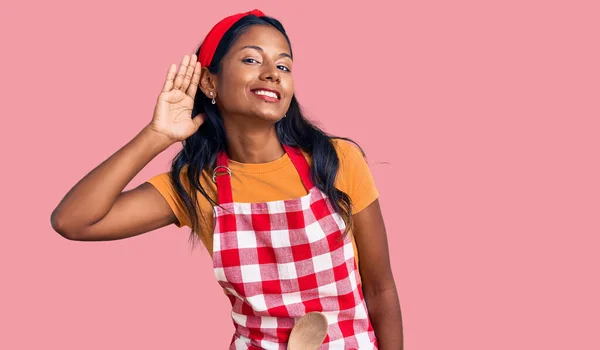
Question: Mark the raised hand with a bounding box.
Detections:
[148,54,206,142]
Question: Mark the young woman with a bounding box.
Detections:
[51,9,403,350]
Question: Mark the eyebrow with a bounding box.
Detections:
[241,45,292,60]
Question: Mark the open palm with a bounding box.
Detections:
[150,54,205,142]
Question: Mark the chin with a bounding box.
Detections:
[252,110,286,123]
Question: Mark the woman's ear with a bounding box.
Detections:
[199,67,218,98]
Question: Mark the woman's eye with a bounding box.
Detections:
[243,58,290,72]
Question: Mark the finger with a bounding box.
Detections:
[186,62,201,98]
[180,54,197,92]
[161,64,177,92]
[191,113,206,129]
[173,55,190,90]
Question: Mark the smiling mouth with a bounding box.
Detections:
[251,89,280,100]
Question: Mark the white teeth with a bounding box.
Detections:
[254,90,279,99]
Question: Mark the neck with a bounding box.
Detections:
[223,119,285,164]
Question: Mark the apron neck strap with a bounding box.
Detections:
[214,144,314,205]
[282,144,315,191]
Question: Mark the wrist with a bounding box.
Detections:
[141,124,176,151]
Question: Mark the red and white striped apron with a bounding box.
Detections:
[212,144,378,349]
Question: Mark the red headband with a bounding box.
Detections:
[198,9,266,67]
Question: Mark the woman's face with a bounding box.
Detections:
[214,24,294,123]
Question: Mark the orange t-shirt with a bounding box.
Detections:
[146,139,379,269]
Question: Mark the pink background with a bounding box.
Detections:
[2,0,599,349]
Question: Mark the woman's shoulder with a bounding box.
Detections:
[329,137,378,213]
[332,137,363,152]
[145,164,217,211]
[145,164,217,228]
[147,164,213,188]
[330,138,367,166]
[301,138,365,163]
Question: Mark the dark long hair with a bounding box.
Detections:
[169,14,365,249]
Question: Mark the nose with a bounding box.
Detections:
[259,61,281,83]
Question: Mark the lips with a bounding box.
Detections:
[250,88,281,100]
